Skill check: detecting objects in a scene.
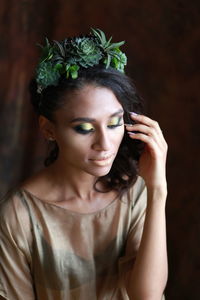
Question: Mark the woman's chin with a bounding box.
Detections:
[87,164,113,177]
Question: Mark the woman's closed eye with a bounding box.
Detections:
[107,116,123,128]
[73,123,95,134]
[73,117,123,135]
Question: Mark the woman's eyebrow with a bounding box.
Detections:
[70,117,96,123]
[70,109,124,124]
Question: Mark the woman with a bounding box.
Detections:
[0,29,168,299]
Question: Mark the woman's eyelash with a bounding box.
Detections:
[73,117,123,134]
[74,123,94,134]
[74,127,93,134]
[73,124,94,134]
[107,116,123,128]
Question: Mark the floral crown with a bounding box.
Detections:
[36,28,127,93]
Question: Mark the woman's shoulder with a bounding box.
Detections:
[0,188,32,245]
[0,188,25,217]
[1,166,51,222]
[0,186,32,223]
[0,169,44,219]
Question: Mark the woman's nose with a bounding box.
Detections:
[92,129,111,151]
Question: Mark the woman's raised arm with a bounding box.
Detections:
[125,113,168,299]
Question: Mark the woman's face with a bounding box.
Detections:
[50,84,125,177]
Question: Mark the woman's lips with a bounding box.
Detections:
[89,154,114,166]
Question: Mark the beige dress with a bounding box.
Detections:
[0,176,147,300]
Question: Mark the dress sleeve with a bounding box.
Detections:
[118,178,166,300]
[118,177,147,295]
[0,191,36,300]
[124,176,147,260]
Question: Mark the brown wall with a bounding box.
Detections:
[0,0,200,298]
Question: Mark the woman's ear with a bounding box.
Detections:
[39,116,56,141]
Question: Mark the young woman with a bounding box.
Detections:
[0,29,168,299]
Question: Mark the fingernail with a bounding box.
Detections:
[129,112,138,116]
[127,132,136,135]
[124,123,134,127]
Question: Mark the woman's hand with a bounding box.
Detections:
[125,113,168,299]
[125,113,168,193]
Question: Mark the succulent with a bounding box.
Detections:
[70,37,102,67]
[91,28,127,71]
[36,28,127,93]
[36,61,60,90]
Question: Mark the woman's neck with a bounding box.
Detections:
[21,161,118,213]
[45,161,98,200]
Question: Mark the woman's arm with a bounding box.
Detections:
[125,113,168,300]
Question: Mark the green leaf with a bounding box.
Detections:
[65,64,70,78]
[38,38,55,63]
[36,61,60,88]
[45,37,51,48]
[104,36,113,48]
[65,64,69,70]
[105,54,111,68]
[70,65,79,79]
[53,40,65,57]
[35,28,127,92]
[71,69,78,79]
[91,28,107,46]
[65,64,79,79]
[54,63,62,70]
[105,41,125,51]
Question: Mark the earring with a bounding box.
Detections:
[48,137,55,142]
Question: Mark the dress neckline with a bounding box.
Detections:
[19,188,122,216]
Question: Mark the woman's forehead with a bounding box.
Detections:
[56,85,123,119]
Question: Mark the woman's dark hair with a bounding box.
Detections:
[29,66,145,196]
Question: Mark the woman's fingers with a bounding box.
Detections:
[126,113,167,147]
[129,113,159,128]
[125,123,164,150]
[126,113,168,190]
[125,123,157,136]
[129,113,163,138]
[125,113,168,156]
[127,131,163,159]
[125,123,158,146]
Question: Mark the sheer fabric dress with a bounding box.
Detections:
[0,177,148,300]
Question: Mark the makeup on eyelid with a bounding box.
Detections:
[73,116,124,134]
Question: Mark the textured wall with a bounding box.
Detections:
[0,0,200,298]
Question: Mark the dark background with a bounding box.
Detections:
[0,1,200,299]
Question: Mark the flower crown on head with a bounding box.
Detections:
[36,28,127,93]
